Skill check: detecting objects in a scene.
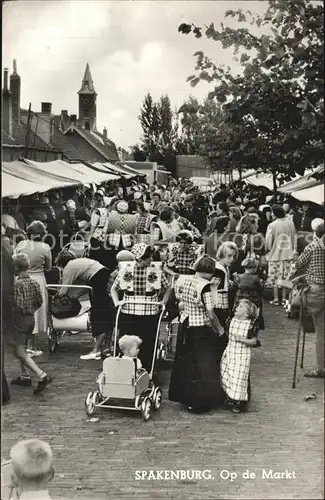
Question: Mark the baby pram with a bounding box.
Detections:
[85,301,165,421]
[46,284,92,354]
[62,231,90,258]
[1,460,18,500]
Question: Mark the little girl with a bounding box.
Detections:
[221,299,261,413]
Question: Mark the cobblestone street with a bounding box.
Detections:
[2,303,324,500]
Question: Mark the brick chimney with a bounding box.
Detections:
[70,114,77,126]
[103,127,107,138]
[10,59,21,122]
[2,68,13,136]
[41,102,52,114]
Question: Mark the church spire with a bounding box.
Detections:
[78,63,97,95]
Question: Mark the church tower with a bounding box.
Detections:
[78,63,97,131]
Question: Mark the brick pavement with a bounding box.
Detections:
[1,304,324,500]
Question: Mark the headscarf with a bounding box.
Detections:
[66,200,76,210]
[116,201,129,214]
[116,250,135,262]
[131,243,148,261]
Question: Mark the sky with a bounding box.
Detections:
[3,0,268,150]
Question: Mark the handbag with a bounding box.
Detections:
[50,295,81,319]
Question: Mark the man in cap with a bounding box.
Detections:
[295,219,325,378]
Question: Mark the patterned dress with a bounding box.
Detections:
[113,262,168,371]
[134,213,156,245]
[104,211,136,249]
[168,275,226,412]
[167,243,199,275]
[221,317,258,404]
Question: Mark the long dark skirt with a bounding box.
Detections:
[214,308,229,329]
[168,322,226,413]
[118,313,160,372]
[89,267,111,338]
[89,237,116,273]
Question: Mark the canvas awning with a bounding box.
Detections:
[93,162,134,179]
[2,171,54,198]
[119,163,146,176]
[25,159,118,183]
[291,183,324,205]
[2,159,119,198]
[278,165,324,193]
[244,173,274,191]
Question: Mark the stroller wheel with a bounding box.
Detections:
[141,398,152,422]
[85,391,98,416]
[152,388,162,411]
[47,326,59,354]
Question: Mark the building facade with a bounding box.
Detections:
[176,155,212,179]
[2,61,119,164]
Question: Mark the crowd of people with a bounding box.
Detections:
[1,174,324,418]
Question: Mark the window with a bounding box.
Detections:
[83,108,89,117]
[85,121,90,130]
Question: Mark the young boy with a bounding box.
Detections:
[10,438,54,499]
[11,253,53,394]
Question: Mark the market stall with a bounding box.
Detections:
[2,159,119,198]
[291,183,324,205]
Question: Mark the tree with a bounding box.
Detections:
[137,93,180,173]
[129,144,147,162]
[177,96,202,154]
[178,0,324,185]
[138,92,159,159]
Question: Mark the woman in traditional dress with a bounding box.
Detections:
[14,221,52,357]
[103,200,136,255]
[134,201,156,245]
[164,230,200,277]
[168,255,226,413]
[110,243,171,371]
[88,191,111,268]
[211,241,239,328]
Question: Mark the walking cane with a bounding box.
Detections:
[292,290,305,388]
[292,307,303,388]
[300,308,307,369]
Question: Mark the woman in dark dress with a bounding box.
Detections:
[168,255,226,414]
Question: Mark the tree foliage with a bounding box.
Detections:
[178,0,324,181]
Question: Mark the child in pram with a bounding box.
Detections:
[118,335,145,374]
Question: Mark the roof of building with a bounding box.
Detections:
[51,125,82,161]
[50,124,119,163]
[2,119,56,150]
[63,126,119,162]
